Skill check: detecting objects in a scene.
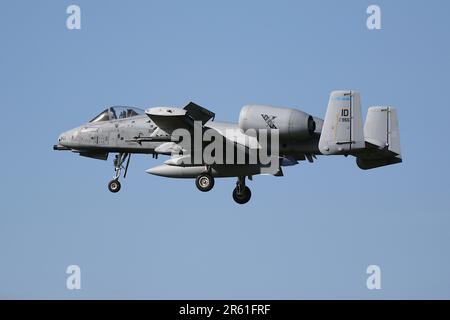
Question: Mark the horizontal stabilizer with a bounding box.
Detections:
[356,156,402,170]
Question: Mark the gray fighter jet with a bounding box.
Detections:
[54,90,402,204]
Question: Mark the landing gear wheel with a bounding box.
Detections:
[108,179,121,193]
[232,186,252,204]
[195,174,214,192]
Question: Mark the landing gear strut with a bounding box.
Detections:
[108,153,130,193]
[232,176,252,204]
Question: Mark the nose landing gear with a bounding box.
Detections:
[108,153,130,193]
[108,179,121,193]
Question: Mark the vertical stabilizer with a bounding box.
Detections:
[363,106,401,156]
[356,106,402,170]
[319,90,365,155]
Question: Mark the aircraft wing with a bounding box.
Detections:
[145,102,215,134]
[146,102,259,154]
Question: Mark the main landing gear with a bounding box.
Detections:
[232,176,251,204]
[194,172,252,204]
[195,173,215,192]
[108,153,130,193]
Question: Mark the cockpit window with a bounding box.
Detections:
[89,109,110,123]
[89,106,144,123]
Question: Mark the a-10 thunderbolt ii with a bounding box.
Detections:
[54,90,402,204]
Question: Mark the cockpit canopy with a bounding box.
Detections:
[89,106,144,123]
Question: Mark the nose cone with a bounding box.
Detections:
[58,133,64,144]
[58,130,70,147]
[54,128,76,150]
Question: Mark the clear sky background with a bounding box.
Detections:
[0,0,449,299]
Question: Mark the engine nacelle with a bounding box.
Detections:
[239,105,316,141]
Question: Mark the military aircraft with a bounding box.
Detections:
[54,90,402,204]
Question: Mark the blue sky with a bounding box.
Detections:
[0,0,449,299]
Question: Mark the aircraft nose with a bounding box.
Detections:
[58,131,68,145]
[54,129,73,150]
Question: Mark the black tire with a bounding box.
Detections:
[195,174,214,192]
[232,186,252,204]
[108,179,121,193]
